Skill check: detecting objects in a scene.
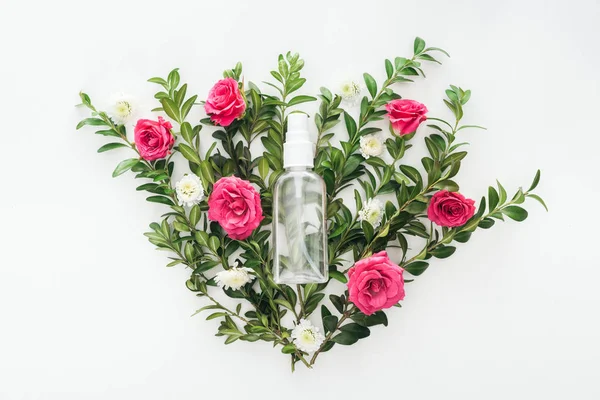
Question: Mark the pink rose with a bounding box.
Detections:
[385,99,428,136]
[427,190,476,227]
[207,176,264,240]
[347,251,405,315]
[204,78,246,127]
[134,117,174,161]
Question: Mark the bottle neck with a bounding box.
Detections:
[285,166,311,172]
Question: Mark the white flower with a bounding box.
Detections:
[359,134,384,159]
[108,93,137,124]
[175,174,204,207]
[340,80,361,104]
[291,319,325,353]
[358,198,384,229]
[215,266,255,291]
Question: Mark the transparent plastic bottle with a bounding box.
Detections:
[273,114,328,284]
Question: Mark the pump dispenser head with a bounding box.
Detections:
[283,113,314,168]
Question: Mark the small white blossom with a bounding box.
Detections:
[358,198,384,229]
[108,93,137,124]
[359,134,384,159]
[215,266,255,291]
[176,174,204,207]
[340,80,361,104]
[291,319,325,353]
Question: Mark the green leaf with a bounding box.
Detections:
[528,169,541,191]
[167,68,180,89]
[332,332,359,345]
[76,118,108,130]
[414,37,426,54]
[112,158,139,177]
[425,137,439,159]
[179,143,202,165]
[136,183,158,192]
[502,206,528,222]
[94,129,121,138]
[488,186,499,211]
[181,95,198,120]
[497,180,507,205]
[365,311,388,327]
[329,294,344,314]
[194,260,220,273]
[281,344,296,354]
[173,221,189,232]
[304,293,325,315]
[146,196,174,206]
[363,73,377,98]
[323,315,338,334]
[166,259,183,267]
[97,143,127,153]
[527,194,548,211]
[433,180,459,192]
[430,246,456,259]
[405,201,427,214]
[362,221,374,242]
[189,205,201,226]
[385,59,394,79]
[194,231,209,247]
[208,236,220,252]
[441,151,467,169]
[175,84,187,107]
[148,77,168,87]
[287,95,317,106]
[258,157,269,180]
[454,231,472,243]
[474,196,486,219]
[478,218,495,229]
[224,335,239,345]
[304,283,318,300]
[329,270,347,284]
[404,261,429,276]
[160,98,180,122]
[343,112,357,139]
[418,53,440,64]
[181,122,194,144]
[206,312,228,320]
[79,91,91,106]
[286,78,306,94]
[457,124,486,131]
[339,323,370,339]
[425,46,450,57]
[399,165,421,183]
[200,161,215,185]
[274,299,294,311]
[270,70,283,83]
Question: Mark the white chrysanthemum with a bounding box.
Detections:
[340,80,361,104]
[358,198,384,229]
[108,93,137,124]
[359,134,384,159]
[215,266,255,291]
[175,174,204,207]
[291,319,325,353]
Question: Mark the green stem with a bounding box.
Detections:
[204,291,311,369]
[296,284,306,321]
[400,189,533,267]
[309,303,354,365]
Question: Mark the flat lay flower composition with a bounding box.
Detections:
[76,37,546,370]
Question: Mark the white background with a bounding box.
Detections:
[1,0,599,398]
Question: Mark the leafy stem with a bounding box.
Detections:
[309,303,356,366]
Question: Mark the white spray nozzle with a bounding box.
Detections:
[287,113,309,136]
[284,114,314,168]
